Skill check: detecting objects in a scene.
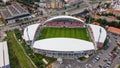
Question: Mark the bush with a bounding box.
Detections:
[119,65,120,68]
[116,16,120,20]
[79,57,87,61]
[98,13,115,16]
[14,29,22,39]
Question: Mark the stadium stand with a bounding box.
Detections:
[44,19,84,28]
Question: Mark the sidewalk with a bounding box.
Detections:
[0,31,6,41]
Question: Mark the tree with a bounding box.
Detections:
[5,2,11,5]
[77,5,80,8]
[117,16,120,20]
[35,0,40,2]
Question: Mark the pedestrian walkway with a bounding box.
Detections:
[0,31,6,41]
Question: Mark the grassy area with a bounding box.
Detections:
[7,38,21,68]
[78,57,87,61]
[37,27,90,41]
[119,65,120,68]
[89,1,98,4]
[14,29,56,67]
[79,3,87,7]
[6,31,36,68]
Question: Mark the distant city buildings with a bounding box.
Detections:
[38,2,64,9]
[0,3,30,24]
[38,0,83,9]
[107,9,120,16]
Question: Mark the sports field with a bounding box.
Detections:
[38,27,91,41]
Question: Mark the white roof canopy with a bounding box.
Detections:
[23,23,39,41]
[33,38,95,51]
[44,15,84,24]
[88,24,107,43]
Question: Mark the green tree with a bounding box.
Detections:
[5,2,11,5]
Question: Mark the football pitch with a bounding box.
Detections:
[37,27,91,41]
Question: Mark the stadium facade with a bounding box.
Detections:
[23,16,107,59]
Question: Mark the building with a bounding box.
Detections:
[87,24,107,48]
[39,0,83,9]
[23,16,107,59]
[39,2,64,9]
[91,14,100,19]
[0,3,30,24]
[92,22,100,26]
[111,0,120,10]
[108,26,120,35]
[0,41,10,68]
[107,9,120,16]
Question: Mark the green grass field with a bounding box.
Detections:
[37,27,91,41]
[6,31,36,68]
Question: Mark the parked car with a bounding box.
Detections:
[95,57,100,61]
[107,60,112,65]
[98,64,102,68]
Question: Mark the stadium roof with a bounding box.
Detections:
[33,38,95,51]
[88,24,107,43]
[44,15,84,24]
[0,3,29,19]
[0,41,10,68]
[23,23,40,41]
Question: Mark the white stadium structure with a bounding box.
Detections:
[23,16,107,59]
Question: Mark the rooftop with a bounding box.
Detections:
[88,24,107,43]
[0,3,29,19]
[33,38,95,51]
[108,9,120,13]
[108,26,120,34]
[0,41,10,68]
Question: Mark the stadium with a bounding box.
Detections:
[23,16,107,59]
